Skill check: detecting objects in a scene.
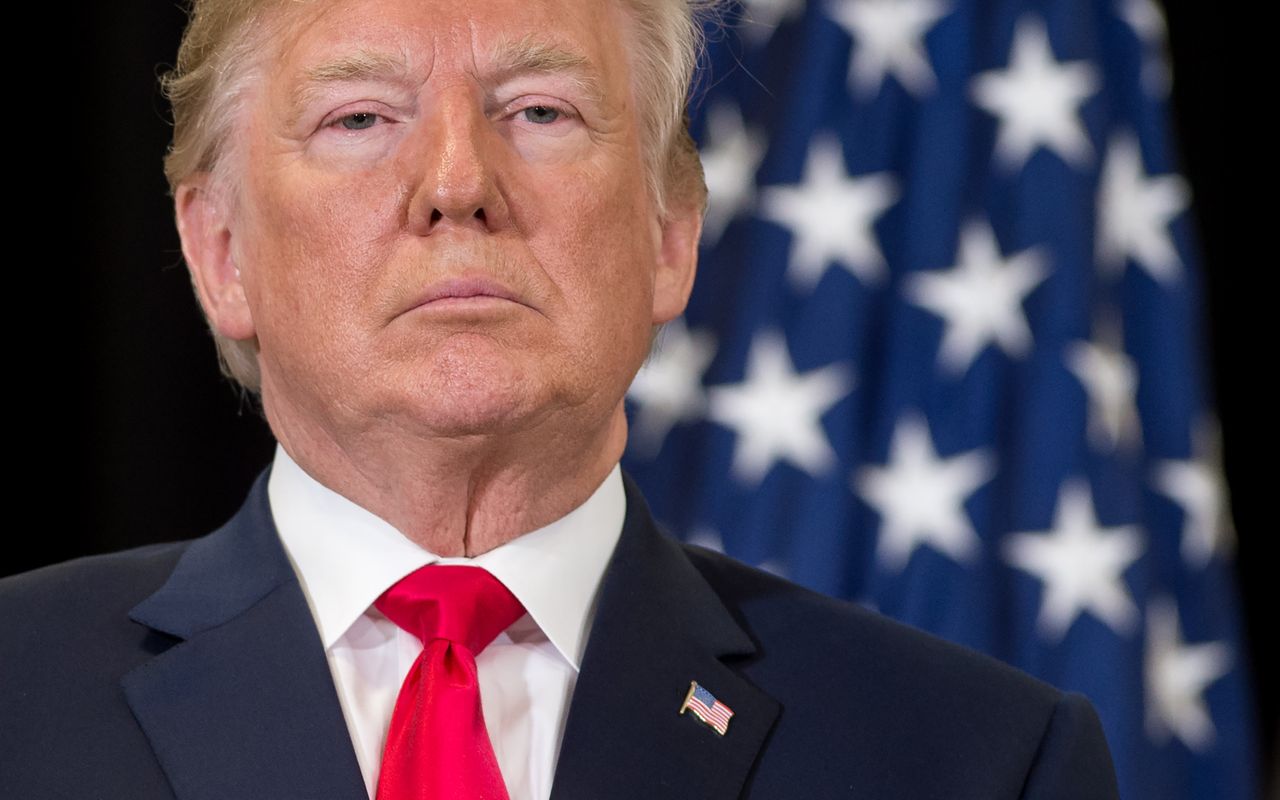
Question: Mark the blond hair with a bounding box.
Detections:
[161,0,714,391]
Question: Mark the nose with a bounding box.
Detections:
[406,92,510,234]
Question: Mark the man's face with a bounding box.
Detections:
[183,0,698,443]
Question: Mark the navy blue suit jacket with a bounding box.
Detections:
[2,468,1120,799]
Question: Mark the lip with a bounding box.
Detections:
[404,277,526,314]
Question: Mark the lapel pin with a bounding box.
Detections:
[679,680,734,736]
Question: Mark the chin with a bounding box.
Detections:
[405,387,541,437]
[386,348,555,437]
[368,330,626,440]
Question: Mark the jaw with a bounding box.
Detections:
[261,354,632,557]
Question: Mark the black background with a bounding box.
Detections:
[10,1,1271,792]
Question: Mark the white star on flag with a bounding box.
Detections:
[1151,418,1235,567]
[1145,596,1233,751]
[738,0,806,44]
[1065,335,1141,452]
[1117,0,1172,97]
[687,528,790,577]
[904,219,1050,375]
[854,413,994,570]
[1119,0,1168,46]
[627,317,717,456]
[969,15,1099,170]
[760,134,899,291]
[1096,132,1191,285]
[1003,480,1144,641]
[699,102,768,245]
[708,329,854,485]
[687,527,727,552]
[827,0,951,98]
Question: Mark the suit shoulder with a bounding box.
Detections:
[681,543,1061,706]
[686,545,1116,793]
[0,540,190,635]
[681,545,1116,797]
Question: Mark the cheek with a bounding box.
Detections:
[241,165,406,330]
[556,171,652,282]
[527,165,658,375]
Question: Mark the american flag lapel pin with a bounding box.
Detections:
[679,680,734,736]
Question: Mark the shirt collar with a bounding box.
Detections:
[268,444,625,671]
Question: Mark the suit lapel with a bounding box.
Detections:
[550,474,780,800]
[122,469,368,800]
[120,466,777,799]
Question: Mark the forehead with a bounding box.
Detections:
[262,0,635,93]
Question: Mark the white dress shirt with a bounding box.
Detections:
[267,445,625,800]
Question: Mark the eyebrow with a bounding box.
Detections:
[285,47,415,128]
[484,34,604,103]
[283,36,607,129]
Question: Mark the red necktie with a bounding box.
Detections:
[373,565,526,800]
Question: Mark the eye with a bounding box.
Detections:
[520,105,562,125]
[332,112,382,131]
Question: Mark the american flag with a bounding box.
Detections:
[682,681,736,735]
[623,1,1257,797]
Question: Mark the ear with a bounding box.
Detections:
[651,202,702,325]
[175,175,256,340]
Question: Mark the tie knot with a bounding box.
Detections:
[374,565,525,654]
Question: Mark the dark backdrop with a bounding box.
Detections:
[12,1,1270,790]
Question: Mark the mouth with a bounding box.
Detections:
[404,277,528,314]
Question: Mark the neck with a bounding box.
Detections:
[263,399,629,558]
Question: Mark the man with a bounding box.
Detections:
[1,0,1120,797]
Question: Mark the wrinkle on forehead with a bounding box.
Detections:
[279,34,621,139]
[245,0,642,191]
[278,6,617,97]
